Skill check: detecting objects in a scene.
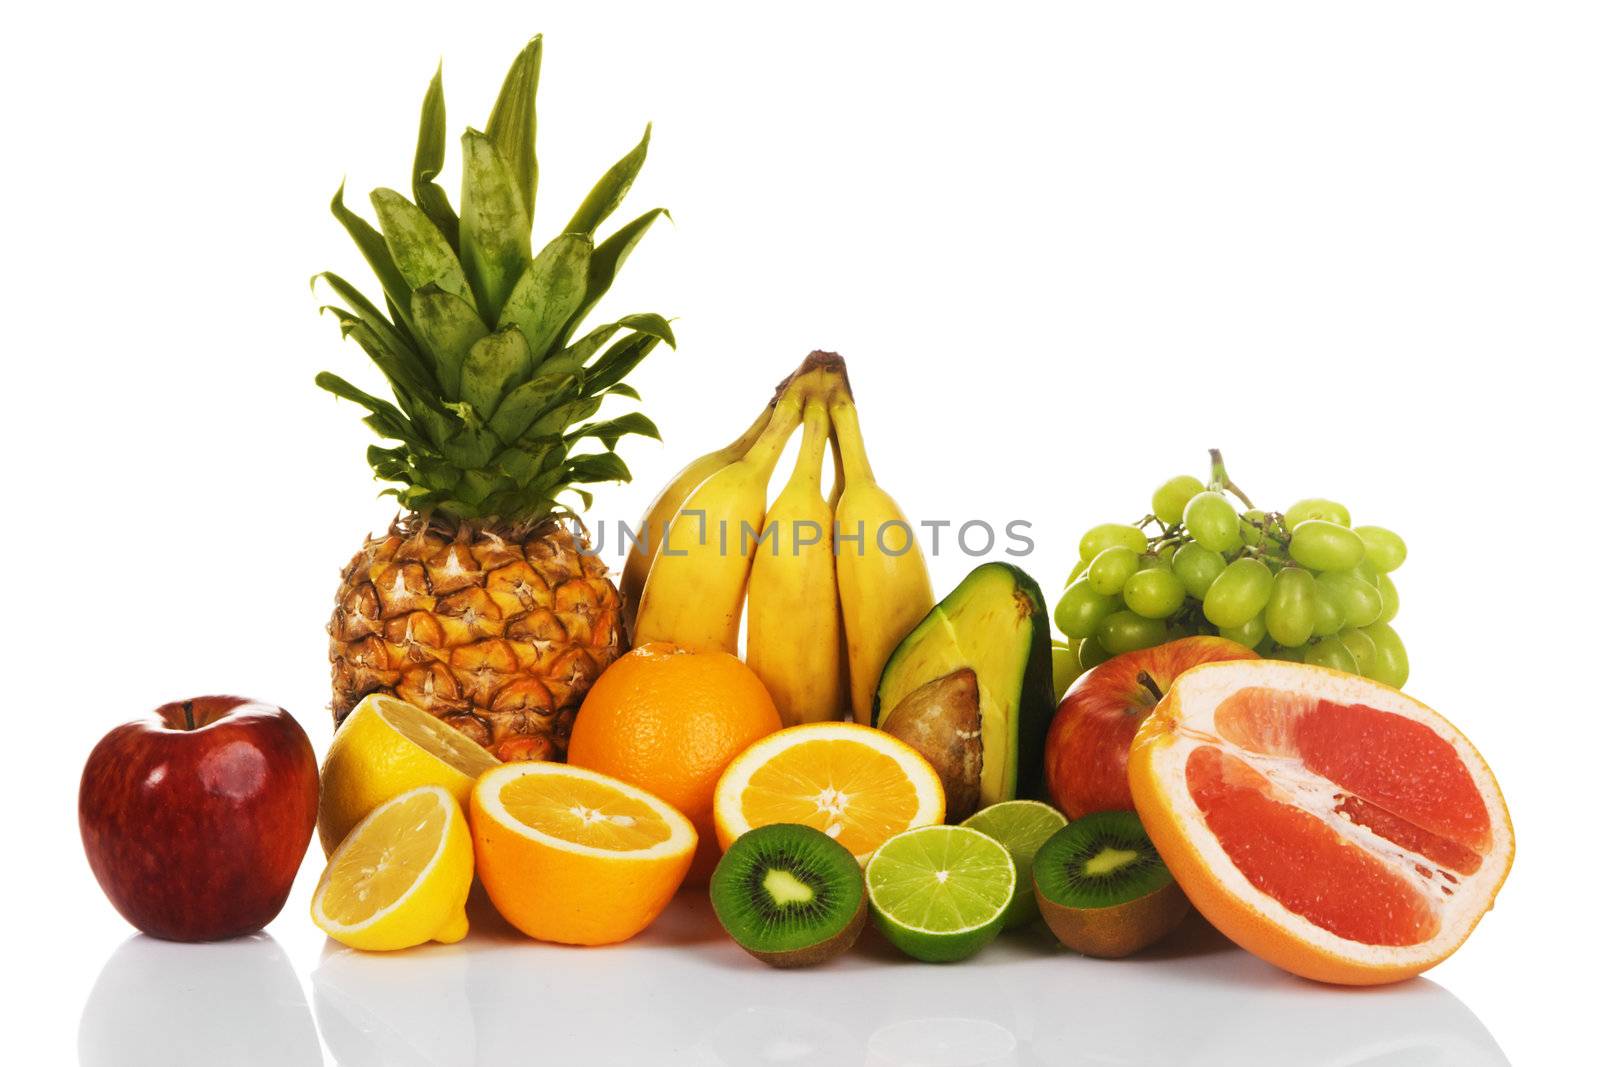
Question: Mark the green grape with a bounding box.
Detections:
[1152,475,1205,525]
[1284,498,1351,529]
[1362,623,1409,687]
[1097,610,1168,655]
[1288,520,1366,571]
[1087,546,1140,596]
[1338,627,1377,674]
[1055,579,1117,639]
[1080,523,1148,562]
[1155,541,1178,564]
[1354,560,1380,585]
[1203,558,1273,628]
[1303,636,1358,673]
[1183,491,1243,553]
[1240,509,1267,548]
[1123,567,1186,619]
[1376,572,1400,623]
[1077,634,1112,670]
[1265,567,1316,648]
[1218,613,1266,649]
[1354,525,1407,572]
[1316,571,1382,628]
[1172,543,1226,599]
[1066,557,1088,585]
[1311,588,1344,637]
[1271,643,1306,663]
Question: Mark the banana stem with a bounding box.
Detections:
[740,388,805,479]
[725,404,777,460]
[828,396,875,486]
[784,399,831,496]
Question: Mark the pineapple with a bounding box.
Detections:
[317,37,670,761]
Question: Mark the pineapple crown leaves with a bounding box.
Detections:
[314,35,673,523]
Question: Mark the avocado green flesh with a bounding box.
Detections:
[875,563,1053,808]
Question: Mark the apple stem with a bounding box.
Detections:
[182,700,195,731]
[1136,671,1164,703]
[1208,448,1255,510]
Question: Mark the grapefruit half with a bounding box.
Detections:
[1128,659,1512,985]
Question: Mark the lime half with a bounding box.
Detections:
[866,825,1016,962]
[961,800,1068,929]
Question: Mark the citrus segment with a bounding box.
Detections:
[1128,659,1513,985]
[961,800,1068,929]
[713,723,945,863]
[470,762,696,945]
[1185,745,1438,946]
[323,791,448,927]
[866,825,1015,962]
[312,785,474,952]
[742,740,919,855]
[499,773,673,852]
[1212,687,1491,853]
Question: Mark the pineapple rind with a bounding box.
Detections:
[331,516,622,762]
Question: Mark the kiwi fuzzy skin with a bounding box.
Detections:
[1034,876,1190,958]
[743,891,868,968]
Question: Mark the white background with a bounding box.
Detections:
[6,1,1597,1062]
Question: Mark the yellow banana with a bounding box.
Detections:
[633,389,804,653]
[746,398,843,726]
[830,394,935,724]
[619,403,773,634]
[828,419,851,712]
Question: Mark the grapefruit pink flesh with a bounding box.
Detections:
[1129,660,1513,984]
[1186,745,1440,946]
[1192,688,1494,945]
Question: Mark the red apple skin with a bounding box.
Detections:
[79,696,319,942]
[1043,637,1257,819]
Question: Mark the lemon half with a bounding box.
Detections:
[318,694,499,854]
[312,785,473,952]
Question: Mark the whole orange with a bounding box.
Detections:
[566,642,782,881]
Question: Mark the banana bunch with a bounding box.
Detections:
[626,352,934,726]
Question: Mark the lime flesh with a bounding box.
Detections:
[961,800,1068,929]
[866,825,1015,962]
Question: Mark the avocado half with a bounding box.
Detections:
[873,563,1054,820]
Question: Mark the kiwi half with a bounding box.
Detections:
[710,823,867,968]
[1032,810,1190,958]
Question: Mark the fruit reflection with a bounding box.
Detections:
[80,932,320,1066]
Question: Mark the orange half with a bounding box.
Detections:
[1129,660,1513,985]
[470,762,697,946]
[713,722,945,862]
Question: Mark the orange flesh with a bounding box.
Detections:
[1186,687,1494,947]
[500,775,672,851]
[741,739,919,855]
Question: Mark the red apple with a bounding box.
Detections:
[1043,637,1257,818]
[79,696,319,942]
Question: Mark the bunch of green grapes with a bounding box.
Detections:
[1054,450,1409,686]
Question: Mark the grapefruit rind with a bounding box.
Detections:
[1128,660,1513,985]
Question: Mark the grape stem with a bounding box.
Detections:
[1208,448,1255,509]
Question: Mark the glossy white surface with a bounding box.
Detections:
[78,891,1508,1067]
